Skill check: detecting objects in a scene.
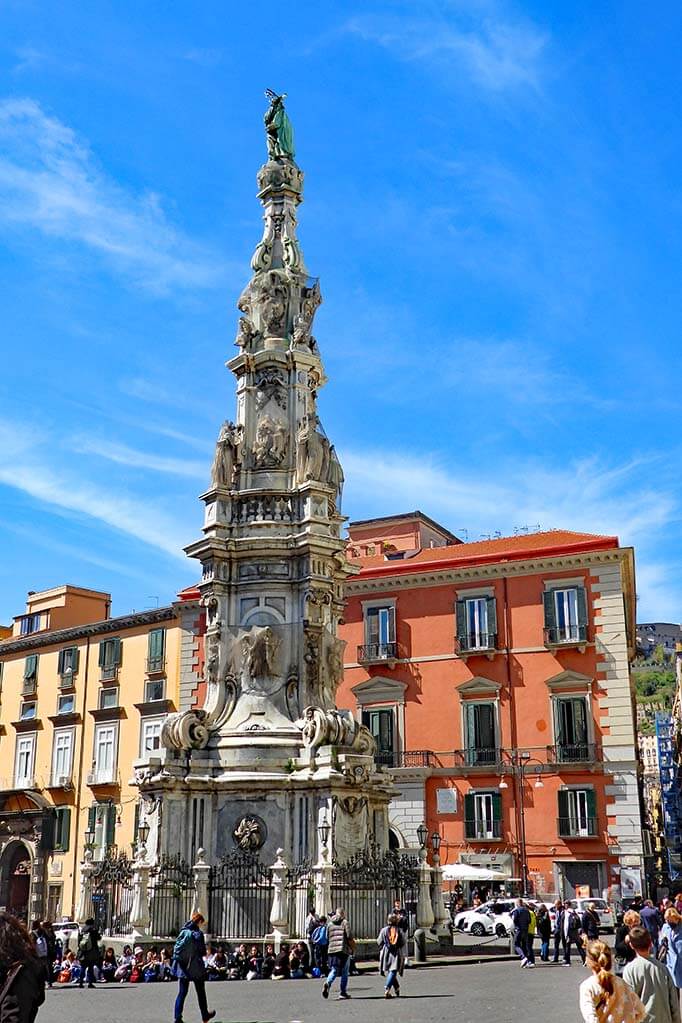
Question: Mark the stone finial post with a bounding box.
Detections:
[192,848,210,922]
[430,852,449,934]
[313,844,333,918]
[129,843,151,938]
[267,848,290,950]
[416,847,435,930]
[75,849,96,925]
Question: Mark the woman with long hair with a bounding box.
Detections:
[0,913,45,1022]
[579,939,646,1023]
[660,907,682,990]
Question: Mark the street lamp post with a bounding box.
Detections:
[499,752,544,897]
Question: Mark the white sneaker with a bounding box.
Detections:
[520,959,528,968]
[526,963,536,969]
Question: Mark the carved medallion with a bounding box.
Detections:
[232,815,267,851]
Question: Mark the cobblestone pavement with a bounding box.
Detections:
[37,959,591,1023]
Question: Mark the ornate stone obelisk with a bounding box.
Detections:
[135,92,392,867]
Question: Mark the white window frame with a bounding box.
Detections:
[14,734,36,787]
[553,588,580,642]
[144,677,166,703]
[140,717,164,757]
[57,693,75,715]
[473,792,496,840]
[99,687,118,710]
[92,723,118,784]
[51,728,74,786]
[465,597,489,649]
[19,702,37,721]
[566,789,591,837]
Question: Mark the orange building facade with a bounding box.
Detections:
[337,512,644,902]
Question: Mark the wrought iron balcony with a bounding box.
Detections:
[456,632,497,654]
[145,657,166,675]
[464,819,502,840]
[100,665,119,682]
[544,624,588,647]
[463,747,502,768]
[557,816,597,838]
[357,642,398,664]
[548,742,597,764]
[374,750,434,768]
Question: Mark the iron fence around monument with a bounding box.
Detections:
[208,850,273,940]
[91,851,135,937]
[330,848,419,940]
[149,854,195,938]
[286,861,314,938]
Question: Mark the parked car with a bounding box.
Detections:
[573,897,615,934]
[52,920,79,954]
[454,899,515,937]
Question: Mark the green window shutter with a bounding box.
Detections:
[148,629,164,661]
[24,654,37,679]
[105,805,116,848]
[486,597,498,641]
[112,637,122,667]
[456,600,468,647]
[40,810,56,852]
[98,642,106,668]
[55,808,71,852]
[542,590,556,631]
[464,793,475,838]
[586,788,596,826]
[385,606,396,644]
[133,802,140,843]
[57,649,65,674]
[366,609,379,645]
[576,587,588,629]
[88,805,97,832]
[492,791,502,821]
[557,789,569,832]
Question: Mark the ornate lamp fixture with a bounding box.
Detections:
[416,822,428,849]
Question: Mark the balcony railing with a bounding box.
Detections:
[357,642,398,664]
[374,750,434,768]
[22,677,36,697]
[464,746,502,768]
[544,624,588,646]
[464,820,502,840]
[146,657,166,675]
[100,665,119,682]
[548,742,597,764]
[557,816,597,838]
[456,632,497,654]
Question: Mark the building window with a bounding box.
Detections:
[147,629,166,673]
[360,605,396,661]
[19,613,42,636]
[456,596,497,651]
[144,678,165,703]
[554,696,591,761]
[57,693,75,715]
[14,734,36,787]
[362,708,396,766]
[92,724,118,784]
[463,702,499,766]
[88,803,116,858]
[99,688,118,710]
[19,702,36,721]
[57,646,79,682]
[46,883,62,920]
[465,791,502,840]
[51,729,74,786]
[558,788,596,837]
[54,809,71,852]
[22,655,38,695]
[140,718,163,756]
[543,587,588,644]
[98,637,122,681]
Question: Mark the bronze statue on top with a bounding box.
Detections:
[264,89,295,162]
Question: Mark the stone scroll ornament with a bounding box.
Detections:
[299,706,376,756]
[161,709,210,751]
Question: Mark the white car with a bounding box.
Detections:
[454,899,515,937]
[573,897,616,934]
[52,920,80,954]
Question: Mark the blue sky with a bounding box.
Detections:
[0,1,679,623]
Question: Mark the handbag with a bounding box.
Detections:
[658,938,669,962]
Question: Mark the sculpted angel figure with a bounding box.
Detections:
[211,421,241,488]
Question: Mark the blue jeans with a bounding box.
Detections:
[175,977,209,1023]
[540,940,549,961]
[526,935,535,963]
[385,968,400,991]
[326,953,350,994]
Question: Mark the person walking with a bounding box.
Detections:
[552,899,565,963]
[77,917,101,989]
[582,902,601,943]
[562,901,586,966]
[641,901,664,957]
[537,904,552,962]
[0,914,45,1022]
[393,900,410,966]
[311,915,329,975]
[579,939,646,1023]
[659,908,682,992]
[623,926,681,1023]
[321,907,354,1001]
[378,913,406,999]
[29,921,50,989]
[41,923,57,988]
[171,912,216,1023]
[511,898,533,969]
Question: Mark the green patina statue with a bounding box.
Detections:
[264,89,295,162]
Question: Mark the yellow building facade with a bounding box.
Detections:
[0,585,203,923]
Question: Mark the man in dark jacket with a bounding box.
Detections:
[581,903,601,942]
[77,918,102,989]
[552,900,565,963]
[562,902,586,965]
[640,899,663,954]
[511,899,534,968]
[172,913,216,1023]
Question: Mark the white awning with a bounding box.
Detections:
[440,863,510,882]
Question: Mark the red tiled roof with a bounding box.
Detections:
[348,529,619,577]
[176,584,201,601]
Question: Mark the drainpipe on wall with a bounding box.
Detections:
[502,575,523,888]
[70,635,91,917]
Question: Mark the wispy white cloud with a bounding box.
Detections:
[341,7,547,92]
[341,446,679,618]
[70,436,207,480]
[0,98,229,293]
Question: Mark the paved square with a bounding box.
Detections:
[37,960,591,1023]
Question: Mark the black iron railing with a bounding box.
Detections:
[357,642,398,663]
[557,816,597,838]
[375,750,434,768]
[456,632,497,653]
[548,743,596,764]
[464,819,502,840]
[544,625,588,645]
[464,747,502,768]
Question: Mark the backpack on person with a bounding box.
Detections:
[34,935,47,957]
[312,924,328,946]
[78,931,93,956]
[173,928,194,964]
